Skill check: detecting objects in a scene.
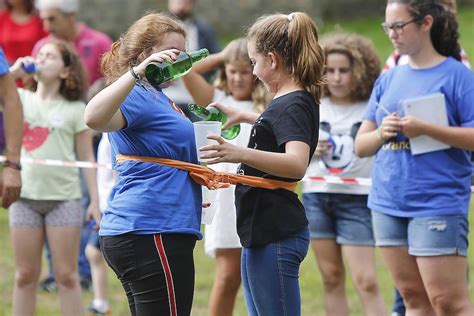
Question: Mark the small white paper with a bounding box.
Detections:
[401,93,450,155]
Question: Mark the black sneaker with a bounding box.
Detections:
[38,277,57,292]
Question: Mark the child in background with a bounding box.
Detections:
[199,12,324,315]
[86,133,113,316]
[8,39,100,316]
[302,32,387,316]
[182,37,268,316]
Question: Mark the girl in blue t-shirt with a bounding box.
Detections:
[355,1,474,314]
[85,13,202,316]
[200,12,324,316]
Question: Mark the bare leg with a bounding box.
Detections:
[11,227,44,316]
[85,244,108,303]
[208,248,242,316]
[343,246,387,316]
[417,256,474,316]
[311,239,349,316]
[379,246,435,316]
[47,226,83,316]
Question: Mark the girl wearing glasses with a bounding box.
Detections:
[355,0,474,315]
[382,0,470,72]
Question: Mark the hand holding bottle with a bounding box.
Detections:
[9,56,37,78]
[133,49,181,80]
[207,102,241,130]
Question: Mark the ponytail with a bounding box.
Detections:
[247,12,325,103]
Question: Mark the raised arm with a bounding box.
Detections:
[182,51,227,106]
[85,49,180,132]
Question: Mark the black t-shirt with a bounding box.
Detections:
[235,90,319,248]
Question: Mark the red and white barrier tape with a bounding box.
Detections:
[1,155,473,191]
[304,176,372,186]
[0,155,112,169]
[303,175,474,192]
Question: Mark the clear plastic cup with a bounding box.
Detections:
[193,121,221,223]
[201,188,219,224]
[193,121,221,163]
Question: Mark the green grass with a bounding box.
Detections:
[0,202,473,315]
[1,7,473,316]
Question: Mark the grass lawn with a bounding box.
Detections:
[0,6,473,316]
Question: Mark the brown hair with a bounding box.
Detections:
[214,38,269,113]
[247,12,325,104]
[101,12,186,84]
[321,32,381,101]
[29,40,87,101]
[387,0,461,61]
[6,0,35,13]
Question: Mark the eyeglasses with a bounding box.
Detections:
[381,19,418,35]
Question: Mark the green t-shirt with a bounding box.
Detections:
[18,89,87,200]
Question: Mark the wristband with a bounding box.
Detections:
[3,160,21,171]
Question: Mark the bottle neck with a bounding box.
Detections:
[189,104,210,117]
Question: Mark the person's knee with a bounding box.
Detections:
[215,270,241,293]
[54,269,79,289]
[398,285,428,307]
[85,244,102,264]
[15,268,41,287]
[320,264,345,290]
[430,291,470,315]
[353,273,379,295]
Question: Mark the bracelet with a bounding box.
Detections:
[3,160,21,171]
[129,65,147,90]
[129,65,141,82]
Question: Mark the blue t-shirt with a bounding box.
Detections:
[364,57,474,217]
[0,48,8,75]
[99,84,202,238]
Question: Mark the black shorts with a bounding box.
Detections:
[100,233,197,316]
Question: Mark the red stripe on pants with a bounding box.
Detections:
[154,234,177,316]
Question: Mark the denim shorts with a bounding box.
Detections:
[371,211,469,257]
[302,193,375,246]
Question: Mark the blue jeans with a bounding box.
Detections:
[241,228,309,316]
[392,288,406,315]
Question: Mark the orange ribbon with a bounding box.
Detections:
[116,154,297,192]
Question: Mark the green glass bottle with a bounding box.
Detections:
[188,103,241,140]
[144,48,209,86]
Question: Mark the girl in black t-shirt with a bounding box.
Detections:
[200,12,324,316]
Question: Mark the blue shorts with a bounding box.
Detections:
[302,193,375,246]
[371,211,468,257]
[87,229,100,249]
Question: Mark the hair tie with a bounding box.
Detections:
[288,12,295,22]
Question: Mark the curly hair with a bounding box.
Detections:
[213,38,269,113]
[387,0,461,61]
[29,40,87,101]
[101,12,185,84]
[321,32,381,102]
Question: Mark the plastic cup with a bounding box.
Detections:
[193,121,221,163]
[201,187,219,224]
